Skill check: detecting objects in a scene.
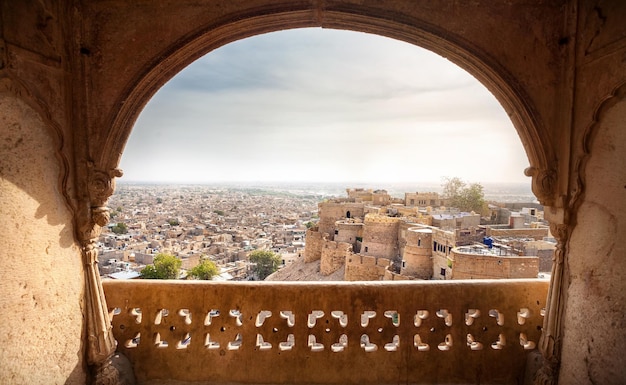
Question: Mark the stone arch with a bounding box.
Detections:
[100,7,553,190]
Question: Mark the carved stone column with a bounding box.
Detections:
[77,166,127,384]
[534,222,568,385]
[525,166,568,385]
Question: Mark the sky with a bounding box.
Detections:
[120,28,531,185]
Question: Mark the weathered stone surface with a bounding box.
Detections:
[104,279,549,384]
[0,93,85,384]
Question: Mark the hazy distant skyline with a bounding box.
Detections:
[120,28,531,185]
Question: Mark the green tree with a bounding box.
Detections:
[167,218,180,226]
[140,253,181,279]
[188,259,219,280]
[111,222,128,234]
[442,177,486,214]
[304,221,316,229]
[249,250,281,280]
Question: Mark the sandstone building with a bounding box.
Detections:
[1,1,624,384]
[305,190,546,281]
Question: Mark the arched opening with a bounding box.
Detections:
[97,8,558,385]
[115,29,530,282]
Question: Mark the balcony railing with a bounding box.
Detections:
[103,279,548,384]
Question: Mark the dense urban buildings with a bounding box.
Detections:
[99,185,553,282]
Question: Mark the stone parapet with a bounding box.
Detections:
[450,247,539,279]
[104,279,549,384]
[486,227,550,240]
[344,254,391,281]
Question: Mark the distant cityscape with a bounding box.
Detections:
[98,182,551,282]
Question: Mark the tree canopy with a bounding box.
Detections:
[249,249,281,280]
[140,253,181,279]
[111,222,128,234]
[188,258,219,280]
[442,177,486,214]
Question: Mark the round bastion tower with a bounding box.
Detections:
[402,227,433,279]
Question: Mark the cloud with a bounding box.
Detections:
[122,28,529,185]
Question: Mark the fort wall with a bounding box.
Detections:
[383,269,414,281]
[432,228,455,279]
[335,221,364,252]
[344,254,391,281]
[486,227,550,240]
[405,192,447,207]
[304,228,323,262]
[346,188,373,201]
[320,240,353,276]
[450,249,539,279]
[361,214,400,259]
[401,228,433,279]
[317,202,365,239]
[371,191,390,205]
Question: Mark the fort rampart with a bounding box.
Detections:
[344,254,391,281]
[486,227,550,240]
[304,228,323,262]
[361,215,400,259]
[451,248,539,279]
[320,240,353,276]
[401,227,433,279]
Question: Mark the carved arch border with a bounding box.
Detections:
[533,81,626,385]
[97,5,555,201]
[570,81,626,213]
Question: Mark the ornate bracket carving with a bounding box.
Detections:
[524,166,557,207]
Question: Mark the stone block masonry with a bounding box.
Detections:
[344,254,391,281]
[320,240,353,276]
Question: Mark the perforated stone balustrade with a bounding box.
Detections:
[103,279,548,384]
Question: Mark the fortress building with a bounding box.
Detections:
[304,189,544,281]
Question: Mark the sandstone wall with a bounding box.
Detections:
[559,18,626,379]
[361,215,400,259]
[0,94,86,384]
[450,251,539,280]
[304,228,323,262]
[383,270,414,281]
[401,228,433,279]
[486,227,549,240]
[335,221,363,252]
[404,192,445,207]
[320,240,352,276]
[317,202,365,240]
[371,191,390,205]
[431,228,455,279]
[344,255,391,281]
